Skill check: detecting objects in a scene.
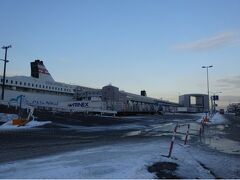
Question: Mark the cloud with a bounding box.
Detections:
[175,31,239,51]
[217,95,240,108]
[217,75,240,89]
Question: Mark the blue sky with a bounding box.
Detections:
[1,0,240,106]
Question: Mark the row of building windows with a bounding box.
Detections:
[0,78,73,93]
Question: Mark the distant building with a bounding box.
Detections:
[178,94,209,113]
[227,103,240,113]
[74,84,179,113]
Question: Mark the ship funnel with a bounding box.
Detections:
[30,60,55,81]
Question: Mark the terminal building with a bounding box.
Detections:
[178,94,209,113]
[60,84,180,114]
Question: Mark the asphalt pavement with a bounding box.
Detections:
[0,113,239,164]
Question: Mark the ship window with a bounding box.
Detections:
[39,85,41,88]
[46,86,48,89]
[52,87,54,90]
[28,83,30,86]
[20,82,22,85]
[6,79,8,83]
[43,85,45,88]
[24,82,26,86]
[49,86,51,89]
[11,80,13,84]
[36,84,38,87]
[15,81,18,84]
[61,88,63,91]
[32,84,34,87]
[55,87,57,90]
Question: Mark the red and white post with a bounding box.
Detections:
[168,124,178,158]
[184,124,190,145]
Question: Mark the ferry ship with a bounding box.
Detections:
[0,60,93,109]
[0,60,179,115]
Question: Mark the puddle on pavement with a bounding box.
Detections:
[202,137,240,155]
[123,119,240,155]
[216,125,225,130]
[147,161,180,179]
[200,124,240,155]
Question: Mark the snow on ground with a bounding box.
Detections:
[210,113,228,124]
[0,113,52,130]
[0,139,239,179]
[0,120,51,131]
[197,112,227,124]
[0,113,18,122]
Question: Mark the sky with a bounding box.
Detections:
[1,0,240,107]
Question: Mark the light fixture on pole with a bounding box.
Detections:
[211,91,222,113]
[202,65,213,114]
[1,45,12,100]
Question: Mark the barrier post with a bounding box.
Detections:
[202,121,205,134]
[202,115,207,133]
[199,126,202,136]
[184,124,190,145]
[168,124,178,158]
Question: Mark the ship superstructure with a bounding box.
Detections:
[0,60,93,108]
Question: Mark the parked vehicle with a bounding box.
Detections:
[236,110,240,116]
[219,109,224,114]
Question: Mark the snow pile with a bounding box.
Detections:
[0,139,239,179]
[196,113,227,125]
[0,120,51,131]
[0,113,18,122]
[210,113,227,124]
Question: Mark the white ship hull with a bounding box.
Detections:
[2,89,73,108]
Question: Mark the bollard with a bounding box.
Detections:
[184,124,190,145]
[202,121,205,134]
[199,126,202,136]
[168,124,178,158]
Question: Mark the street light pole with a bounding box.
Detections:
[202,65,213,114]
[1,45,12,100]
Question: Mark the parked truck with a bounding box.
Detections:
[219,109,225,114]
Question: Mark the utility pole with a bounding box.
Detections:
[202,65,213,114]
[1,45,12,100]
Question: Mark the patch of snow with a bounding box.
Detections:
[123,130,142,137]
[0,113,18,122]
[0,120,51,131]
[196,113,227,125]
[188,146,240,178]
[0,139,239,179]
[210,113,228,124]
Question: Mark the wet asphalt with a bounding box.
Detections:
[0,113,239,163]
